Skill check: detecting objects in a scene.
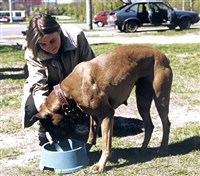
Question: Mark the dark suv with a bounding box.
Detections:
[112,0,199,32]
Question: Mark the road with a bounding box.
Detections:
[0,22,200,46]
[1,21,200,38]
[0,23,108,38]
[0,23,27,37]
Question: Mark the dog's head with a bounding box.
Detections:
[34,108,64,126]
[32,92,65,126]
[34,104,64,125]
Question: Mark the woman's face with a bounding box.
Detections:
[38,32,61,55]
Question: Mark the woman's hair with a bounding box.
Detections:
[26,14,61,58]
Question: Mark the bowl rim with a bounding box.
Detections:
[42,139,86,153]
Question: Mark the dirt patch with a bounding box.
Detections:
[0,91,199,176]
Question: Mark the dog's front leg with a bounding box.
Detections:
[86,116,99,151]
[90,115,114,173]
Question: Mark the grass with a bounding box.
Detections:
[170,123,200,143]
[4,124,199,176]
[0,42,199,110]
[84,28,200,37]
[0,45,24,67]
[0,117,21,134]
[136,28,200,36]
[0,42,200,176]
[0,79,24,108]
[155,44,200,95]
[0,148,23,160]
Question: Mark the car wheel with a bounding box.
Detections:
[118,25,125,32]
[125,21,138,33]
[179,18,191,30]
[97,21,104,27]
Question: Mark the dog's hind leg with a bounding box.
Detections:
[154,99,171,155]
[153,69,172,155]
[135,78,154,151]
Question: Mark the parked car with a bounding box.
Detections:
[93,10,111,27]
[13,16,25,22]
[0,16,9,23]
[111,0,199,32]
[107,2,131,26]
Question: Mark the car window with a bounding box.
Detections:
[102,12,110,16]
[138,4,143,13]
[155,3,170,11]
[163,2,173,10]
[150,3,159,12]
[127,4,138,12]
[138,3,148,13]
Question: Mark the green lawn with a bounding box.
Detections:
[0,43,199,176]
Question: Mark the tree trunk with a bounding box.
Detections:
[182,0,185,10]
[190,0,193,11]
[86,0,93,30]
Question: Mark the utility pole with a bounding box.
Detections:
[9,0,13,23]
[182,0,185,10]
[189,0,193,11]
[86,0,93,30]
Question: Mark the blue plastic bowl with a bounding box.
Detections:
[39,139,89,174]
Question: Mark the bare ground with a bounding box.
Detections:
[1,90,199,176]
[0,31,200,175]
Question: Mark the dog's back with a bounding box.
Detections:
[82,45,171,84]
[64,45,172,124]
[73,45,171,108]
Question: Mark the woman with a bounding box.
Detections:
[21,14,95,145]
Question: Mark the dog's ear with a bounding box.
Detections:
[30,109,51,122]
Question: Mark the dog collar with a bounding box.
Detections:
[53,84,84,121]
[53,84,69,108]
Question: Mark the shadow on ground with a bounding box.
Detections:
[0,44,28,80]
[113,116,144,137]
[0,65,28,80]
[128,27,199,34]
[88,116,200,170]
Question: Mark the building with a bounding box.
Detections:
[41,0,80,4]
[0,0,41,10]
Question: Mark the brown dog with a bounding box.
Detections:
[33,45,173,173]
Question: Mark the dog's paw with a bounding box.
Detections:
[89,163,104,173]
